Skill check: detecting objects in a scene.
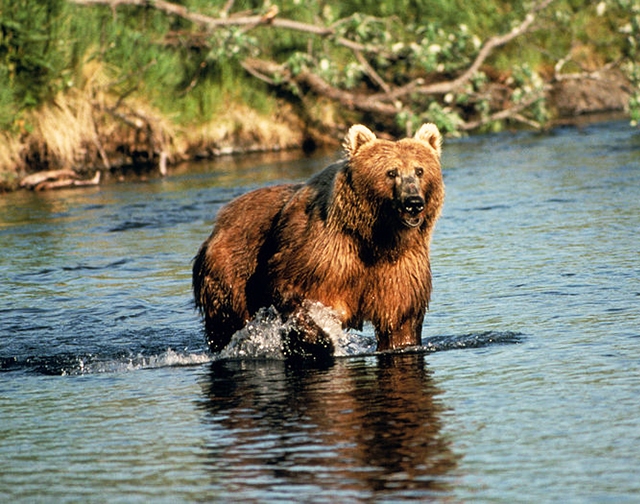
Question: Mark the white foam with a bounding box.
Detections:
[68,348,212,375]
[220,307,286,359]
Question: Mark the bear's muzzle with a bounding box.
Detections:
[398,176,425,228]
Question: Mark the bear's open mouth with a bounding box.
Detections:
[401,214,424,228]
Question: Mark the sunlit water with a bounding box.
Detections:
[1,121,639,502]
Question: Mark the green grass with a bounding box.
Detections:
[0,0,636,178]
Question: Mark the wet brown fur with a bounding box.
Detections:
[193,124,445,354]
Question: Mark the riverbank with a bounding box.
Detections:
[0,88,312,192]
[2,0,637,193]
[1,68,631,194]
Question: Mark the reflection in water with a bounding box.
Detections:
[199,353,458,501]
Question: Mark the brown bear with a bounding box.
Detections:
[193,123,444,358]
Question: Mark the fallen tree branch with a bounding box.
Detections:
[242,0,556,116]
[354,50,391,93]
[239,59,276,86]
[242,58,402,116]
[460,93,546,130]
[553,58,620,82]
[435,0,554,93]
[69,0,559,133]
[68,0,378,54]
[370,0,556,100]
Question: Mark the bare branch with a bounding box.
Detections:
[354,51,391,93]
[554,58,620,82]
[239,59,276,86]
[460,93,545,130]
[372,0,556,99]
[68,0,377,53]
[436,0,555,92]
[69,0,558,133]
[242,58,401,116]
[298,71,400,115]
[220,0,234,18]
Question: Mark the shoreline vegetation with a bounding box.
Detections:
[1,0,638,192]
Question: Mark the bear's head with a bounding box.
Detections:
[343,124,444,231]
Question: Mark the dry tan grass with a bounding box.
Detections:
[27,92,91,168]
[19,56,178,173]
[2,55,308,190]
[0,133,25,190]
[187,102,304,155]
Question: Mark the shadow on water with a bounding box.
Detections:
[197,352,460,501]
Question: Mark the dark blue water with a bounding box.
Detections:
[1,121,639,502]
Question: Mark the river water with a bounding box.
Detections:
[1,120,639,502]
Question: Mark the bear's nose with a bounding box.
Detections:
[403,195,425,215]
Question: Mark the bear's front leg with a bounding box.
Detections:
[376,313,424,351]
[281,304,335,363]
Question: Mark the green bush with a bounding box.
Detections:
[0,0,637,136]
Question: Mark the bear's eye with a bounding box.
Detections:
[387,169,398,178]
[415,167,424,177]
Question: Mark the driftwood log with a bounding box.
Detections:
[21,169,101,191]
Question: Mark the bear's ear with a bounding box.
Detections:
[344,124,377,157]
[414,123,442,157]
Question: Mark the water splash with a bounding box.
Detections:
[302,300,376,356]
[220,307,286,359]
[1,349,212,376]
[71,348,212,375]
[219,302,376,360]
[0,311,522,375]
[219,301,376,360]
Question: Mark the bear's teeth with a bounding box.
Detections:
[402,215,423,228]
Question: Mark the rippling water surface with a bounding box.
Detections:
[1,121,639,502]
